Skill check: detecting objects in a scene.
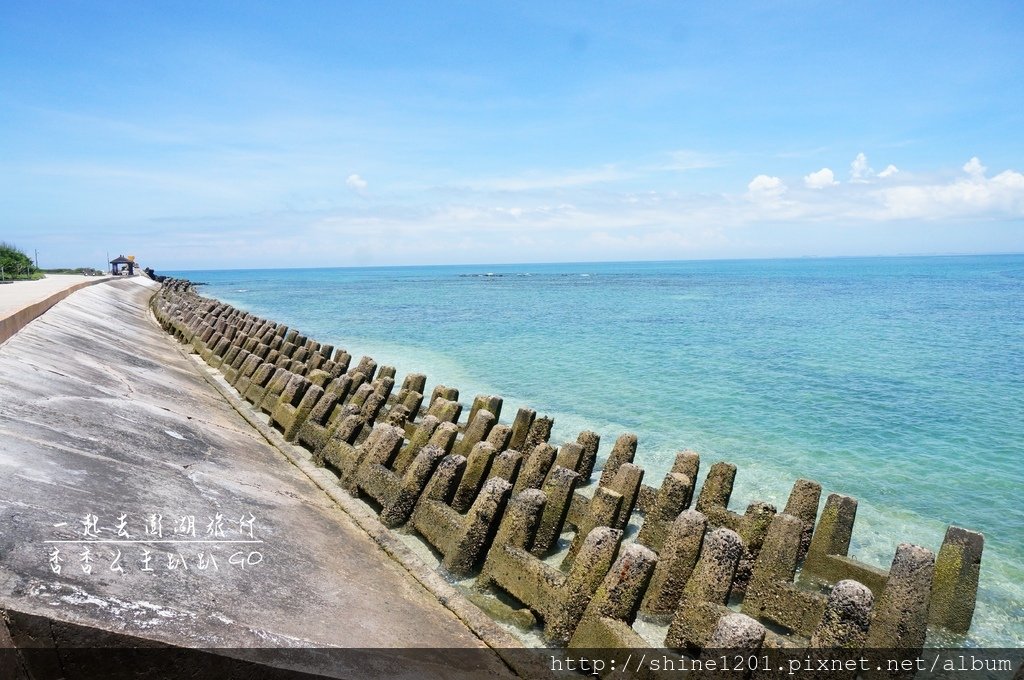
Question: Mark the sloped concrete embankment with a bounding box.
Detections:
[0,276,111,345]
[0,277,516,679]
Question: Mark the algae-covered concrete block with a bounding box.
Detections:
[481,489,545,571]
[484,423,511,452]
[693,613,765,678]
[426,397,462,424]
[782,478,822,563]
[257,368,296,414]
[564,486,622,567]
[442,476,512,576]
[467,394,503,426]
[413,456,512,578]
[803,493,858,582]
[393,415,441,474]
[742,513,827,636]
[273,379,320,441]
[636,471,693,552]
[305,368,331,387]
[664,527,743,650]
[237,361,274,400]
[334,422,403,493]
[928,525,983,634]
[589,543,657,623]
[711,612,766,650]
[486,449,522,484]
[382,403,411,429]
[695,461,736,516]
[522,415,554,451]
[480,500,622,647]
[225,352,258,388]
[550,442,584,480]
[375,444,447,527]
[547,526,622,645]
[294,376,354,452]
[507,407,536,451]
[569,543,657,649]
[511,443,556,494]
[598,432,637,488]
[373,375,395,400]
[219,345,242,371]
[332,349,351,373]
[641,509,707,617]
[429,384,459,405]
[348,382,374,409]
[315,413,365,467]
[866,543,935,652]
[348,355,377,382]
[608,462,644,530]
[359,390,388,428]
[451,442,497,513]
[734,501,777,595]
[810,579,873,649]
[575,430,600,483]
[530,465,580,556]
[455,409,495,457]
[640,450,700,514]
[426,421,459,456]
[400,372,426,395]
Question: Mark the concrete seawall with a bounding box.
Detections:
[0,275,112,345]
[0,278,514,678]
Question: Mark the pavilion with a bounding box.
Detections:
[109,255,136,276]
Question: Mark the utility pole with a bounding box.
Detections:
[34,249,38,269]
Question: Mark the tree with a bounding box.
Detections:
[0,242,38,280]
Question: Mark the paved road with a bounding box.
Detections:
[0,278,509,678]
[0,274,111,319]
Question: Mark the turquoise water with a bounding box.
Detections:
[168,255,1023,646]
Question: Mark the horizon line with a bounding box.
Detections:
[157,250,1024,274]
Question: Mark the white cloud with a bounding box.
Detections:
[849,154,902,182]
[872,161,1024,220]
[16,144,1024,269]
[742,156,1023,224]
[346,173,368,193]
[804,168,838,189]
[850,152,872,182]
[747,174,786,200]
[963,157,987,178]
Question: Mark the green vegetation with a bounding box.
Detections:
[0,242,43,281]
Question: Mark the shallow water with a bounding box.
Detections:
[169,254,1023,646]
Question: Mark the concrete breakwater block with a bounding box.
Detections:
[150,278,987,654]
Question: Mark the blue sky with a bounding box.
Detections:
[1,1,1022,269]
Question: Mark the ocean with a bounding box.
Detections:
[167,254,1023,646]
